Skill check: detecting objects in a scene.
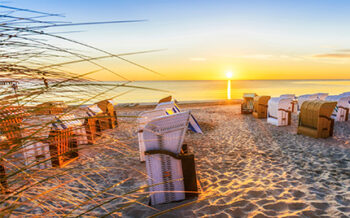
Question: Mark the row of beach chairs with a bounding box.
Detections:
[241,92,350,138]
[0,99,118,194]
[137,96,202,205]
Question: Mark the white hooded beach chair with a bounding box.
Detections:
[297,94,318,112]
[143,111,190,205]
[280,94,297,112]
[155,101,203,134]
[267,97,292,126]
[316,93,329,100]
[340,92,350,97]
[137,109,168,162]
[325,95,350,121]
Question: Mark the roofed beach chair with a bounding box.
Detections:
[297,94,318,112]
[0,106,27,144]
[56,114,88,145]
[297,100,337,138]
[143,111,199,205]
[340,92,350,97]
[325,95,350,122]
[241,93,256,114]
[280,94,297,112]
[137,109,168,162]
[316,93,329,100]
[96,99,118,128]
[267,97,292,126]
[49,117,79,167]
[84,104,104,144]
[156,100,203,134]
[34,101,67,115]
[253,96,271,118]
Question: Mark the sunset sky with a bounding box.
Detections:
[10,0,350,81]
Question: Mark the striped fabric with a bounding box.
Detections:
[157,101,203,134]
[86,104,103,117]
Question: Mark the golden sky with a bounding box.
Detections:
[16,0,350,81]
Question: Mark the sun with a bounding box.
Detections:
[226,71,233,79]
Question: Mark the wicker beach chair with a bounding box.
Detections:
[84,104,104,144]
[316,93,329,100]
[49,118,79,167]
[0,106,28,144]
[34,101,67,115]
[253,96,271,118]
[143,111,198,205]
[56,114,88,145]
[96,99,118,128]
[241,93,256,114]
[267,97,292,126]
[297,100,337,138]
[15,115,55,170]
[297,94,318,112]
[325,95,350,122]
[280,94,297,112]
[340,92,350,97]
[155,101,203,134]
[137,109,168,162]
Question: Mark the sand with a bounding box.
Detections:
[3,103,350,217]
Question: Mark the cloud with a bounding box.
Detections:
[312,53,350,58]
[189,57,207,62]
[232,54,303,61]
[336,49,350,53]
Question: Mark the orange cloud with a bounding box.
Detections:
[313,53,350,58]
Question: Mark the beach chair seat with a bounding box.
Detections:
[297,100,337,138]
[143,111,198,205]
[22,140,52,170]
[137,109,169,162]
[17,115,55,170]
[253,96,271,118]
[155,101,203,134]
[325,95,350,122]
[241,93,256,114]
[267,97,292,126]
[96,99,118,128]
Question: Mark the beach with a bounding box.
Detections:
[6,102,350,217]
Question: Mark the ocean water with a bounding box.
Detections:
[6,80,350,104]
[112,80,350,103]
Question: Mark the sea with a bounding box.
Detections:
[6,79,350,105]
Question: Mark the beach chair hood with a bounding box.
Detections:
[299,100,337,128]
[86,104,103,117]
[268,97,292,118]
[316,93,329,100]
[143,111,190,154]
[243,93,257,99]
[155,100,203,134]
[280,94,295,99]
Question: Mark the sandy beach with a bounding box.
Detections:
[4,102,350,217]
